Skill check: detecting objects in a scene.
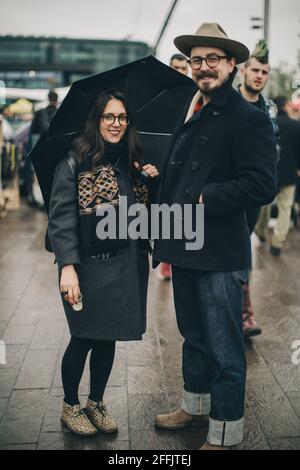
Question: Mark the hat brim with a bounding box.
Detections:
[174,35,250,64]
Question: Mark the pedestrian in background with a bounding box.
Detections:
[26,89,59,208]
[170,53,189,75]
[255,95,300,256]
[238,40,279,338]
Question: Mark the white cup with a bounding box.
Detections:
[72,295,83,311]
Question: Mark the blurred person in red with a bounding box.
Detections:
[157,54,189,281]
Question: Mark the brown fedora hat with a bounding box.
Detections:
[174,22,249,64]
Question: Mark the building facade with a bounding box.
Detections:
[0,36,151,89]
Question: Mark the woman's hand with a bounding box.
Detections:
[134,161,159,178]
[60,265,81,306]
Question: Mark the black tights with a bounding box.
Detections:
[61,336,116,406]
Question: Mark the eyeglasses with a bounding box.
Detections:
[187,55,228,70]
[101,113,131,126]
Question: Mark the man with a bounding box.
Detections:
[27,89,58,208]
[153,23,277,450]
[157,54,189,282]
[255,95,300,255]
[30,89,58,142]
[238,40,278,338]
[170,53,189,75]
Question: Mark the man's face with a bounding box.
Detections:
[241,57,270,95]
[190,46,236,96]
[171,58,189,75]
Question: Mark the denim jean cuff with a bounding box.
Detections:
[181,390,211,415]
[207,416,244,447]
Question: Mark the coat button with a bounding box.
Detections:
[183,187,190,198]
[191,161,199,171]
[199,136,208,145]
[213,109,222,116]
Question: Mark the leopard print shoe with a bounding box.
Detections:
[61,401,98,437]
[85,399,118,434]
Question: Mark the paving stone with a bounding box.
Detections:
[126,335,160,366]
[84,439,130,450]
[0,321,8,337]
[10,308,42,326]
[269,438,300,450]
[128,393,169,430]
[235,405,270,450]
[247,382,300,437]
[287,392,300,419]
[0,300,20,323]
[127,365,166,396]
[130,428,177,451]
[37,432,84,450]
[0,389,48,444]
[270,362,300,392]
[30,320,65,350]
[0,398,8,420]
[0,345,27,370]
[2,324,35,345]
[0,443,37,450]
[0,368,19,397]
[15,349,58,389]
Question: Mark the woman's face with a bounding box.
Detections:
[99,98,128,144]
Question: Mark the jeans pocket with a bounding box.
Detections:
[231,269,248,285]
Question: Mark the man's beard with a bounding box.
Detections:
[244,80,262,96]
[198,81,221,97]
[195,71,222,97]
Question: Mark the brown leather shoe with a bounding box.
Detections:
[199,441,232,450]
[155,408,209,430]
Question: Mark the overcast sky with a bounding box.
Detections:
[1,0,299,68]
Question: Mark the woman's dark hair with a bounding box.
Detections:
[72,88,143,168]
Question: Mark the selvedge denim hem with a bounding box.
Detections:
[208,416,244,446]
[181,389,211,416]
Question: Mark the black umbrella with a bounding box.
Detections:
[30,55,196,213]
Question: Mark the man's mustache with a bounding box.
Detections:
[195,71,218,79]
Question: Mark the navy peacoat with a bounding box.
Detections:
[154,71,278,271]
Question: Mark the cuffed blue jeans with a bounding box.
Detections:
[172,266,248,446]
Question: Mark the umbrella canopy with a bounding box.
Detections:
[30,55,196,213]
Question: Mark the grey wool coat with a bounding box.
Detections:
[48,156,150,341]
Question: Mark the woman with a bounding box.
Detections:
[48,89,159,437]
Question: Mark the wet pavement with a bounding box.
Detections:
[0,203,300,450]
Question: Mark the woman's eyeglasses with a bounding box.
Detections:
[101,113,131,126]
[187,55,228,70]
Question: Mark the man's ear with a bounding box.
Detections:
[229,57,236,73]
[240,66,245,77]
